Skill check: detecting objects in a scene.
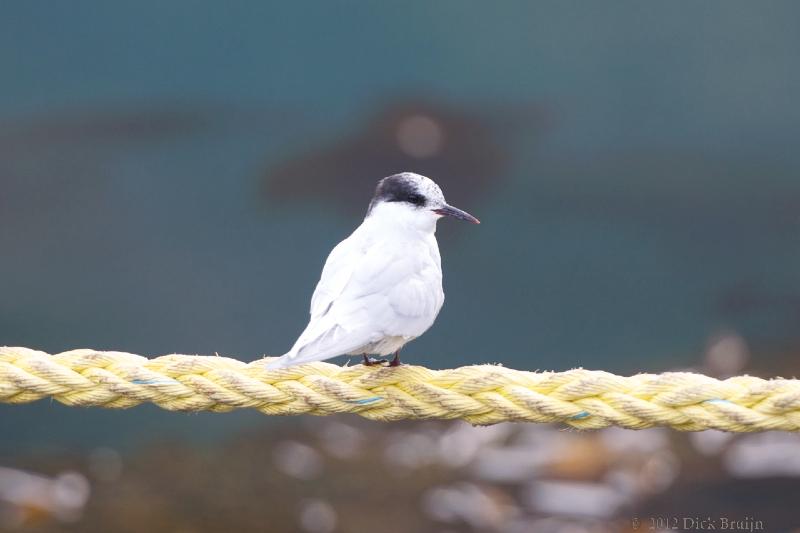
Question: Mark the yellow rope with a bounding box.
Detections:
[1,346,798,431]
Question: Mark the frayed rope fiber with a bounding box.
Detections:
[1,347,799,431]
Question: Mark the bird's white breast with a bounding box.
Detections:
[383,233,444,334]
[338,214,444,352]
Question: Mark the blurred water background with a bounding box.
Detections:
[1,2,799,531]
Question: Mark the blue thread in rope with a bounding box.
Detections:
[348,396,383,405]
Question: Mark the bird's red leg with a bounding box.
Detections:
[389,351,403,367]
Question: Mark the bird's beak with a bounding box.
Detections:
[433,204,480,224]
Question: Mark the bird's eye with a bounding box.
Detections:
[407,193,425,206]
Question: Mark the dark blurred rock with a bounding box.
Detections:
[716,281,800,320]
[0,104,298,149]
[262,99,549,214]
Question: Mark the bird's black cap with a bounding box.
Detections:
[367,173,427,214]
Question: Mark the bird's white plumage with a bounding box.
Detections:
[267,172,473,369]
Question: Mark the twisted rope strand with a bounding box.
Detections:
[1,347,798,431]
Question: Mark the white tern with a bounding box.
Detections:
[267,172,479,369]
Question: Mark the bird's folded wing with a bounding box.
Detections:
[309,232,411,320]
[271,244,418,368]
[309,233,364,319]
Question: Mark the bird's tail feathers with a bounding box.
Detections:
[265,324,370,370]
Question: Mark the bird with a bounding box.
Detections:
[266,172,480,370]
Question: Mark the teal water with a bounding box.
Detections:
[1,1,799,451]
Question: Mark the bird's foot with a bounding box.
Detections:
[362,355,387,366]
[389,354,403,367]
